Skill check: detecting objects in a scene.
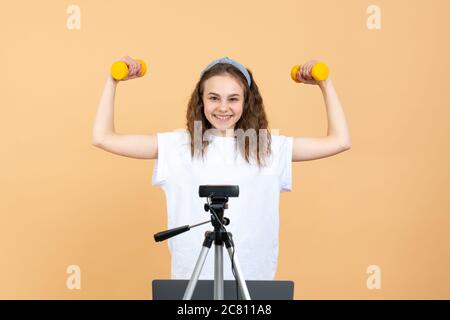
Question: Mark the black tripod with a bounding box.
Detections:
[183,195,250,300]
[154,185,251,300]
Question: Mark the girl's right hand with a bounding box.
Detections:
[117,55,142,81]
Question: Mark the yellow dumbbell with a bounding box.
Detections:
[290,62,329,83]
[111,59,147,81]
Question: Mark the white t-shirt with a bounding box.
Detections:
[152,130,293,280]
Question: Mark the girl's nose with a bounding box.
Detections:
[218,102,230,110]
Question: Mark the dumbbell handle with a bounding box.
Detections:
[291,62,329,83]
[111,59,147,81]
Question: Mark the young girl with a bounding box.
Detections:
[92,56,351,281]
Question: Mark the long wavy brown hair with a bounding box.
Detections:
[186,62,272,168]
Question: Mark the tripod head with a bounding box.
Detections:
[200,185,239,231]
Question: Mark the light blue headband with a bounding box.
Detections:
[200,56,251,87]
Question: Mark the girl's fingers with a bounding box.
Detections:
[307,63,313,80]
[296,70,303,83]
[304,60,314,80]
[133,61,140,76]
[121,56,133,75]
[302,65,307,80]
[306,60,319,81]
[135,62,141,76]
[120,56,141,76]
[117,55,145,80]
[131,61,138,75]
[297,60,321,84]
[297,69,306,82]
[304,64,310,80]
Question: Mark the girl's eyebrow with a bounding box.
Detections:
[208,92,241,97]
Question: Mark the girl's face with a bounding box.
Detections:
[202,74,244,136]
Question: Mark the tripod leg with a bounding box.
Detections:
[214,244,224,300]
[226,247,251,300]
[183,245,210,300]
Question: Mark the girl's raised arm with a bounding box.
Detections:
[92,56,158,160]
[292,61,351,162]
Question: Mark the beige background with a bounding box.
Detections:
[1,0,449,299]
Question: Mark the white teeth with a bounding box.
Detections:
[214,115,232,120]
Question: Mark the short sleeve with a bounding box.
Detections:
[151,132,170,187]
[277,135,293,192]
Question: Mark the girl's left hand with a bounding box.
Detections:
[296,60,323,86]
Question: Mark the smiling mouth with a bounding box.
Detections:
[213,114,233,120]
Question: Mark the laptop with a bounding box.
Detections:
[152,279,294,300]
